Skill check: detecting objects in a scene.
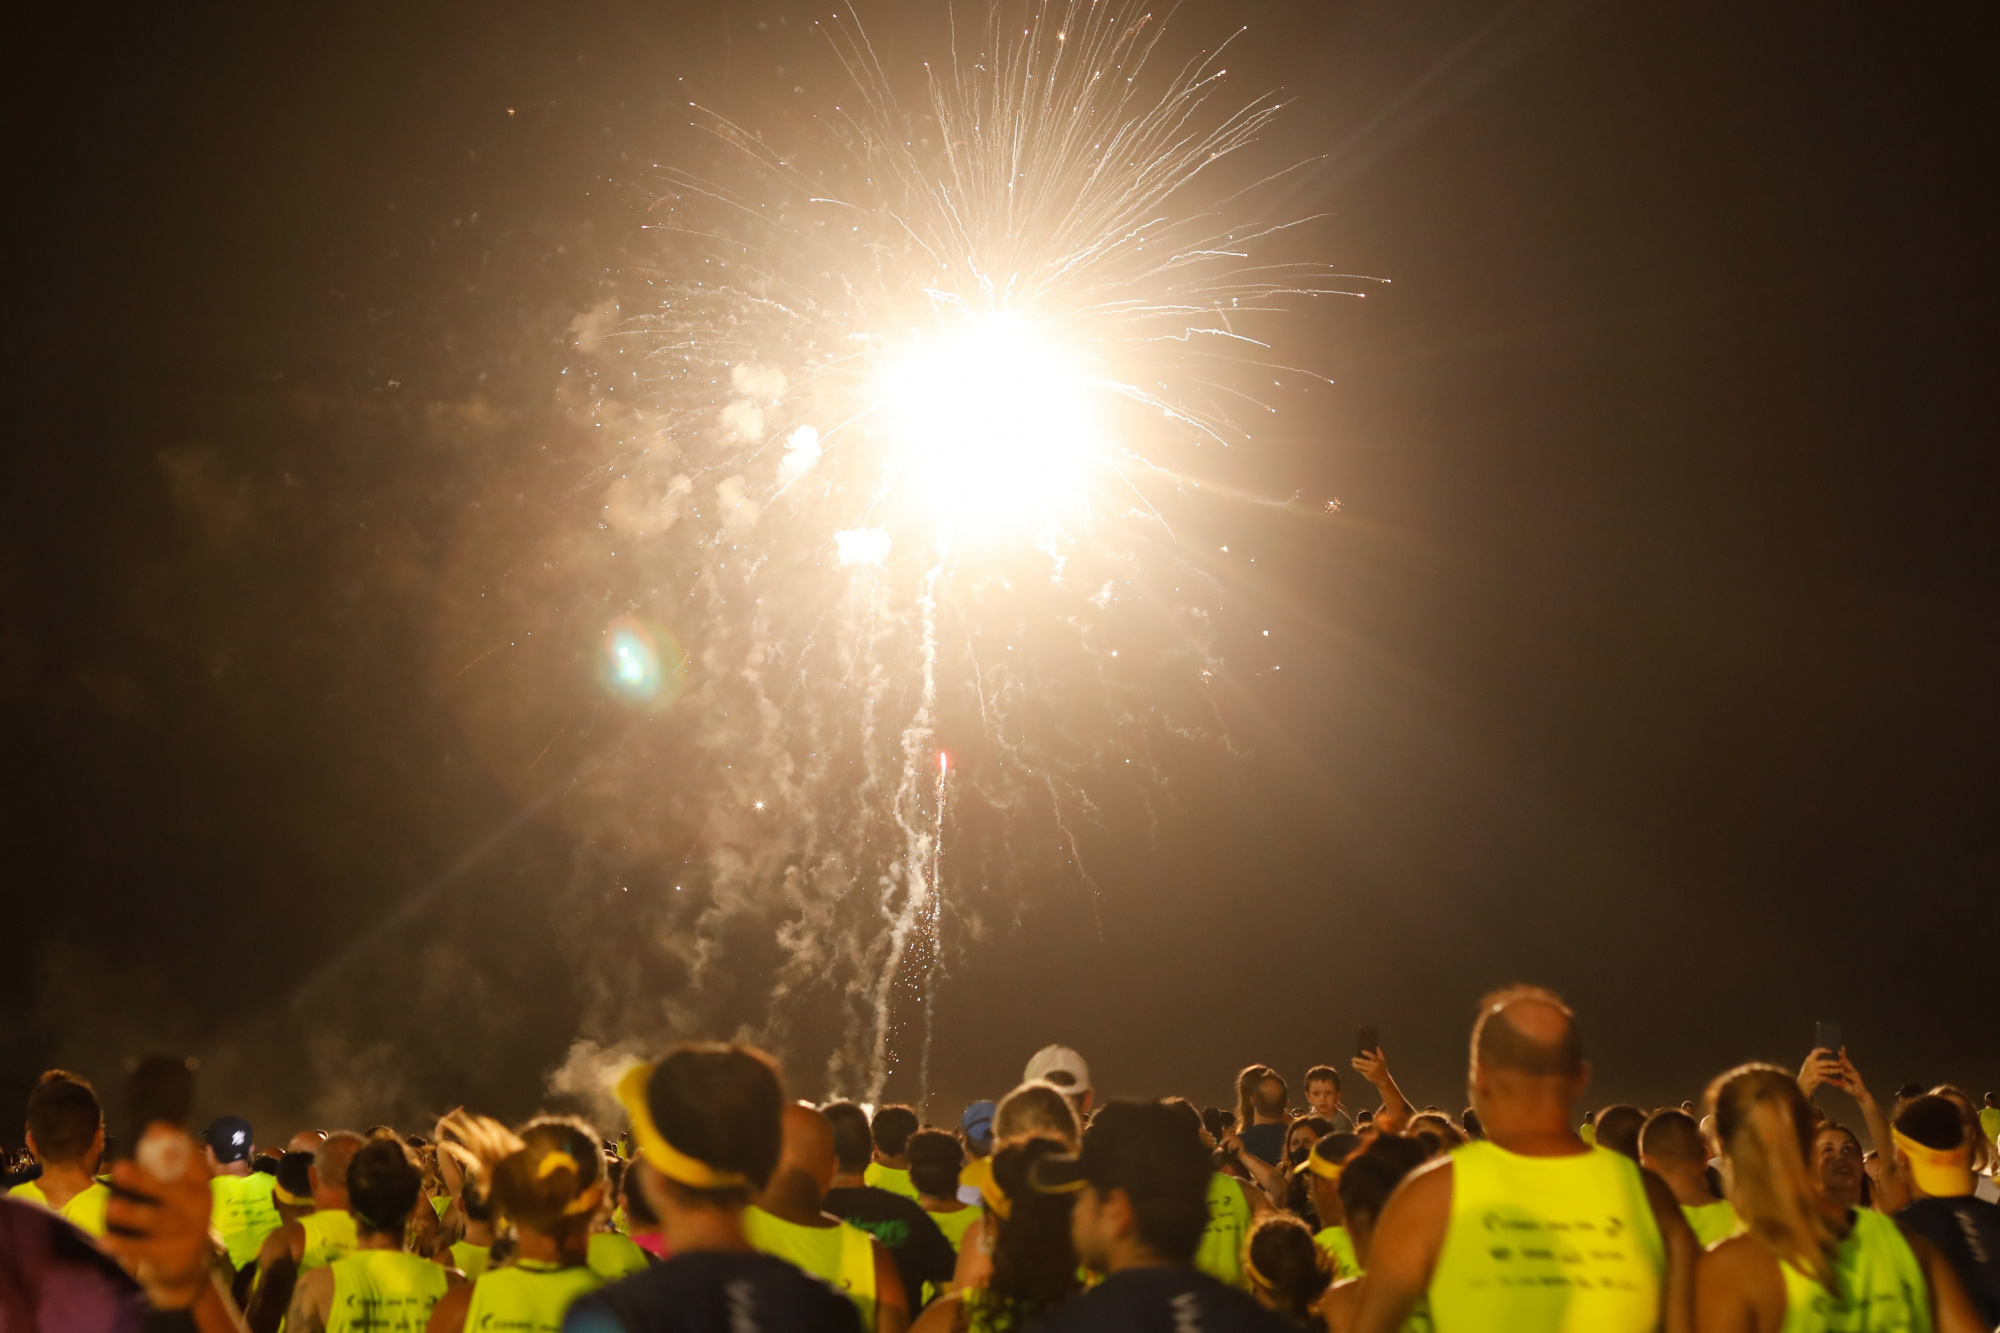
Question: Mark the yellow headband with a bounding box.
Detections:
[1244,1251,1273,1292]
[273,1185,309,1206]
[1306,1152,1344,1183]
[1894,1128,1973,1198]
[535,1151,580,1180]
[961,1155,1011,1220]
[616,1063,751,1192]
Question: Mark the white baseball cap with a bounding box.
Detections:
[1023,1044,1092,1094]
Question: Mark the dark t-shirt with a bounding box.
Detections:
[1899,1195,2000,1326]
[1237,1123,1286,1166]
[822,1184,956,1307]
[1022,1265,1296,1333]
[563,1250,862,1333]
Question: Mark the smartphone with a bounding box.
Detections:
[110,1055,198,1163]
[1813,1021,1842,1056]
[1357,1025,1381,1058]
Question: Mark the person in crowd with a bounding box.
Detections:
[1925,1085,2000,1203]
[563,1044,862,1332]
[825,1100,959,1313]
[1641,1108,1740,1246]
[1235,1067,1292,1168]
[950,1083,1086,1293]
[1305,1067,1356,1134]
[1799,1047,1903,1212]
[743,1101,907,1331]
[867,1105,923,1200]
[426,1112,610,1332]
[955,1102,996,1207]
[287,1137,460,1333]
[1350,984,1697,1333]
[1349,1047,1413,1136]
[102,1120,259,1333]
[1320,1133,1430,1333]
[1404,1113,1465,1159]
[912,1137,1080,1333]
[1021,1047,1094,1124]
[1594,1104,1647,1161]
[1893,1083,1928,1123]
[1279,1117,1332,1221]
[910,1128,978,1254]
[1242,1215,1331,1326]
[1893,1093,2000,1324]
[1021,1099,1293,1331]
[1302,1133,1362,1279]
[1160,1095,1275,1291]
[1812,1122,1869,1212]
[250,1129,366,1332]
[1694,1063,1983,1332]
[432,1168,496,1280]
[204,1115,282,1273]
[8,1070,111,1237]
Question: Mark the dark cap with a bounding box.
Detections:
[1030,1100,1210,1203]
[203,1116,254,1164]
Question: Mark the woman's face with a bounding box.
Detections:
[1815,1127,1864,1204]
[1287,1122,1322,1161]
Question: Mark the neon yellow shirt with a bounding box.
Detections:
[1980,1107,2000,1146]
[299,1207,359,1272]
[586,1230,651,1281]
[1775,1208,1934,1333]
[744,1205,878,1329]
[1683,1198,1742,1247]
[1428,1142,1663,1333]
[447,1240,489,1280]
[211,1173,282,1269]
[8,1179,111,1237]
[924,1202,980,1252]
[325,1248,449,1333]
[460,1261,603,1333]
[863,1163,919,1200]
[1315,1224,1361,1279]
[1194,1172,1254,1290]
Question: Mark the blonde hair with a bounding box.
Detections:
[438,1111,606,1238]
[1708,1064,1837,1286]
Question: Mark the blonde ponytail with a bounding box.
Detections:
[1708,1064,1838,1288]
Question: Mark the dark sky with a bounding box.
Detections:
[6,0,1996,1145]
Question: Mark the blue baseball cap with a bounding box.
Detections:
[960,1100,997,1151]
[203,1116,253,1164]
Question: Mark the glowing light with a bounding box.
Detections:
[834,527,892,566]
[878,313,1101,536]
[600,615,684,709]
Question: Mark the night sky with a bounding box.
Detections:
[6,1,1995,1147]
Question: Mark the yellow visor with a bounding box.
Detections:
[960,1155,1011,1220]
[616,1062,750,1191]
[1894,1128,1973,1198]
[1305,1151,1344,1182]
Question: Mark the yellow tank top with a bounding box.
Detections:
[1776,1209,1934,1333]
[460,1261,604,1333]
[1683,1199,1742,1248]
[743,1205,878,1329]
[925,1203,981,1252]
[211,1173,282,1269]
[8,1179,111,1237]
[1194,1173,1254,1289]
[1428,1141,1663,1333]
[1315,1224,1361,1279]
[299,1208,359,1272]
[448,1240,489,1280]
[586,1230,651,1281]
[326,1249,450,1333]
[863,1163,919,1200]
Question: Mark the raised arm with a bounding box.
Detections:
[1831,1050,1906,1212]
[1352,1048,1413,1134]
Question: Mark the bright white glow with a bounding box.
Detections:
[835,527,892,565]
[879,313,1101,535]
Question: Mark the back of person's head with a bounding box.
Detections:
[1245,1215,1331,1322]
[907,1127,963,1198]
[1593,1104,1646,1160]
[1051,1100,1211,1263]
[821,1101,874,1175]
[1251,1073,1289,1118]
[1707,1063,1835,1286]
[442,1112,608,1235]
[1639,1109,1708,1170]
[364,1124,400,1141]
[1896,1094,1974,1197]
[1336,1134,1431,1241]
[1470,986,1583,1079]
[996,1081,1081,1148]
[979,1137,1082,1323]
[346,1137,424,1235]
[871,1104,919,1159]
[617,1043,783,1205]
[312,1131,366,1202]
[1407,1112,1466,1158]
[1234,1065,1277,1128]
[275,1151,316,1206]
[1159,1096,1205,1142]
[1898,1095,1967,1152]
[1926,1085,1995,1172]
[26,1071,102,1165]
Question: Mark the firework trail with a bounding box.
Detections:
[501,0,1372,1110]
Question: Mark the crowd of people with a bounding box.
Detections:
[6,983,2000,1332]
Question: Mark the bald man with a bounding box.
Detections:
[744,1102,909,1333]
[1352,986,1696,1333]
[247,1130,365,1333]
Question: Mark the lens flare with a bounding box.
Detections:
[879,313,1102,539]
[600,616,683,710]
